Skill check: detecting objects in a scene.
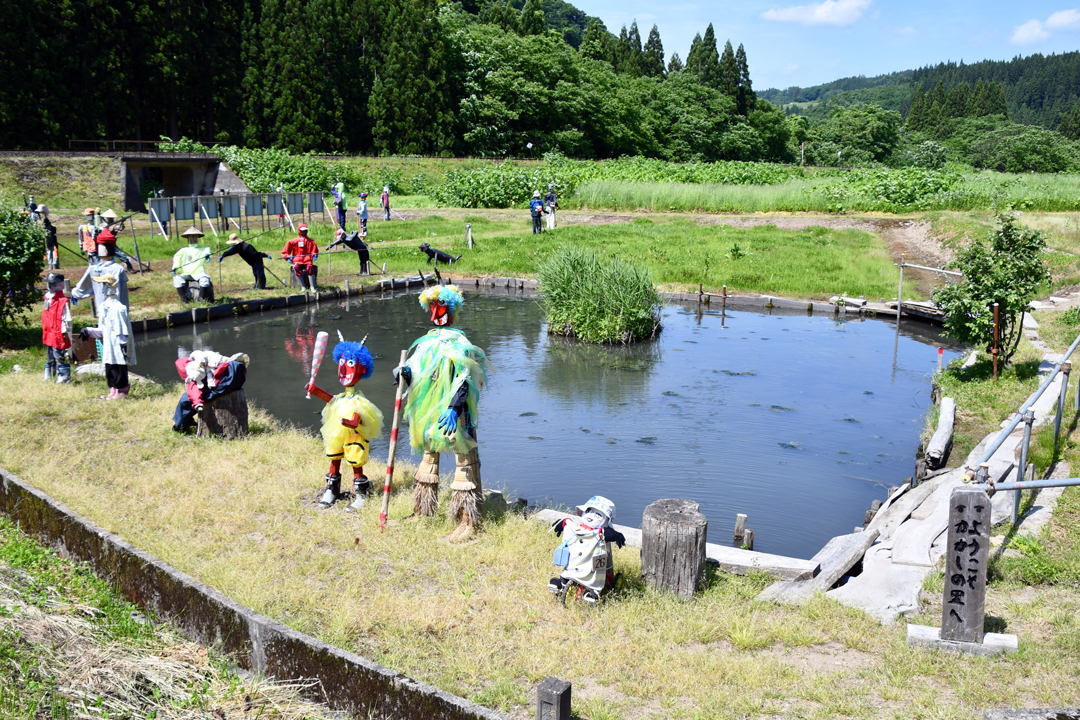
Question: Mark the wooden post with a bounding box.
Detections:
[641,499,708,599]
[536,677,571,720]
[743,528,754,551]
[925,396,956,469]
[196,389,249,439]
[733,513,747,542]
[941,486,991,642]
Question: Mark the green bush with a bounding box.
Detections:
[970,125,1080,173]
[934,212,1050,363]
[903,140,949,169]
[0,207,46,338]
[539,246,661,344]
[837,167,962,208]
[159,137,378,194]
[430,152,805,209]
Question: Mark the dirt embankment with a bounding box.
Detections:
[0,155,123,218]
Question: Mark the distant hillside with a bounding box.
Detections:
[760,72,911,106]
[763,52,1080,129]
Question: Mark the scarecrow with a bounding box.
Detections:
[79,273,135,399]
[172,350,250,432]
[395,285,487,541]
[172,227,214,302]
[41,273,72,383]
[326,228,371,275]
[548,496,625,603]
[281,223,318,292]
[305,334,384,509]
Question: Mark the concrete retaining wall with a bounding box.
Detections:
[0,467,512,720]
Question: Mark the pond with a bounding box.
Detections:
[135,291,963,559]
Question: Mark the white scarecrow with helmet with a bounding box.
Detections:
[548,495,625,603]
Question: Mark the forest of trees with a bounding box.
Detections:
[766,52,1080,132]
[0,0,792,162]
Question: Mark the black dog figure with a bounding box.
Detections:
[419,242,462,265]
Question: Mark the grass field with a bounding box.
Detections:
[569,172,1080,215]
[15,213,907,343]
[2,370,1080,719]
[0,517,334,719]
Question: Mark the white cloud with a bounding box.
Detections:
[762,0,871,26]
[1012,9,1080,44]
[1046,8,1080,28]
[1011,19,1051,44]
[781,63,800,74]
[897,26,917,35]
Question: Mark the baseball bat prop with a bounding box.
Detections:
[306,331,330,399]
[379,349,409,531]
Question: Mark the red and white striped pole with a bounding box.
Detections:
[379,349,409,531]
[306,331,329,399]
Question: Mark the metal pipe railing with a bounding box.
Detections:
[992,477,1080,492]
[972,329,1080,469]
[969,328,1080,525]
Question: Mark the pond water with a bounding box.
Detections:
[135,291,963,559]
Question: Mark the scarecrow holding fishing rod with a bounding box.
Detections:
[305,331,384,509]
[395,285,488,542]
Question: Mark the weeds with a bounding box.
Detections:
[538,246,661,344]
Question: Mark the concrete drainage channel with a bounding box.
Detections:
[0,468,513,720]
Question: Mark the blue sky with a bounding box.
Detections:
[569,0,1080,90]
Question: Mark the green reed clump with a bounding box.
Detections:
[539,246,661,344]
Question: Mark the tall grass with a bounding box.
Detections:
[538,245,661,344]
[569,179,830,213]
[570,171,1080,214]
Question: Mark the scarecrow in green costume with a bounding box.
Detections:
[395,284,487,541]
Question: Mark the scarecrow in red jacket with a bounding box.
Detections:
[281,223,319,292]
[41,273,72,383]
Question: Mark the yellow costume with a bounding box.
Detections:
[320,386,383,467]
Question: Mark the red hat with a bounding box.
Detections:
[298,223,308,232]
[96,228,116,243]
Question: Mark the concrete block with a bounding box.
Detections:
[906,624,1017,656]
[984,709,1080,720]
[536,677,571,720]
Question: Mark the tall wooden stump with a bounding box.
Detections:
[197,389,249,439]
[641,498,708,600]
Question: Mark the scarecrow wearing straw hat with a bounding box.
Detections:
[79,273,135,399]
[305,333,384,509]
[395,285,488,541]
[172,227,214,303]
[78,207,99,261]
[219,233,271,289]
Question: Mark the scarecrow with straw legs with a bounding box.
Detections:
[395,285,488,542]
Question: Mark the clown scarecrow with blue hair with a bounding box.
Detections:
[306,335,384,509]
[395,284,488,541]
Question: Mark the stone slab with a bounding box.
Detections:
[757,529,879,603]
[532,509,818,581]
[826,542,930,622]
[906,624,1018,655]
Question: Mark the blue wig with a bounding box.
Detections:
[332,341,374,379]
